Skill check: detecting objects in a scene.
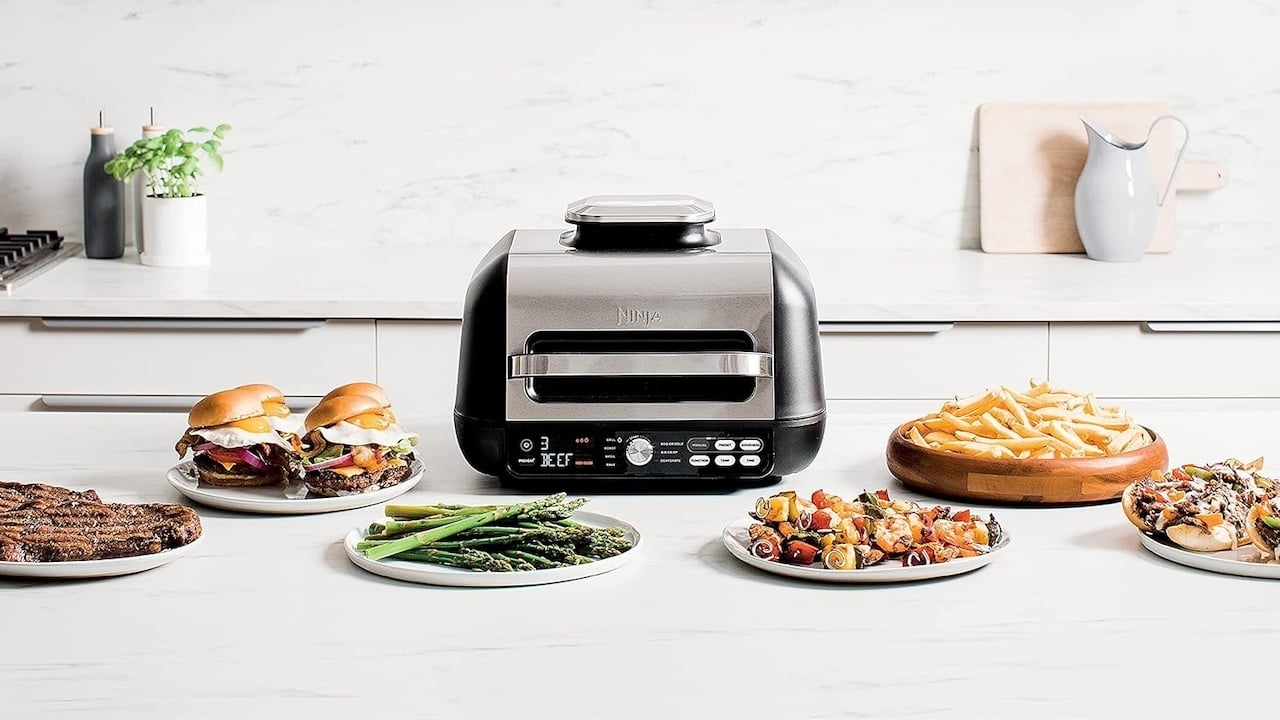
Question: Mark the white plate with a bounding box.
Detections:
[167,460,423,515]
[721,516,1011,583]
[1139,531,1280,579]
[344,510,642,587]
[0,535,203,579]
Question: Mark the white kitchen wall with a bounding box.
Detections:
[2,0,1277,260]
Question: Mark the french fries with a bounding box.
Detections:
[904,381,1153,460]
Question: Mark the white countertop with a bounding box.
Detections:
[5,402,1280,719]
[3,244,1279,321]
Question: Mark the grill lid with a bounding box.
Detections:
[562,195,719,250]
[564,194,715,225]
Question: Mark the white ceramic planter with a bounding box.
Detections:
[140,194,209,267]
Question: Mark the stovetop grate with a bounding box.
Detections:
[0,228,81,295]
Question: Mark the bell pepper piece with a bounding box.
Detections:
[782,539,821,565]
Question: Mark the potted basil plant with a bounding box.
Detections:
[105,124,230,267]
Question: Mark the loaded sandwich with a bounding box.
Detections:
[175,384,305,486]
[299,390,418,497]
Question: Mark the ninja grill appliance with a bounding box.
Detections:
[453,195,825,486]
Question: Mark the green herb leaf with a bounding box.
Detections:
[1261,515,1280,530]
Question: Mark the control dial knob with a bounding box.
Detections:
[624,436,654,466]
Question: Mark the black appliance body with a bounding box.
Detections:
[454,195,825,488]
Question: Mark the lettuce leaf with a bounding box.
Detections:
[386,438,417,458]
[312,443,347,462]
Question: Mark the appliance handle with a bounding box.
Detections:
[40,395,324,411]
[1143,321,1280,333]
[38,318,327,331]
[509,352,773,378]
[819,322,955,334]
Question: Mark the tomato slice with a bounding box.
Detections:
[952,510,972,522]
[811,490,830,509]
[202,445,259,470]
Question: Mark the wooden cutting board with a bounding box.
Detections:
[978,102,1228,253]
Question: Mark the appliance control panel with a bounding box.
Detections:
[506,426,773,478]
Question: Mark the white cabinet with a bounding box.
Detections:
[1049,322,1280,398]
[6,315,1278,412]
[818,322,1049,399]
[375,320,462,417]
[0,318,376,406]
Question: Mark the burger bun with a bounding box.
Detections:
[231,383,286,404]
[188,387,271,429]
[305,394,385,433]
[322,382,390,408]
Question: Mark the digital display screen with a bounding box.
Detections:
[538,436,574,468]
[512,432,600,473]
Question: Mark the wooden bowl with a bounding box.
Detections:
[885,422,1169,505]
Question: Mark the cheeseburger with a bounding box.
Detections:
[175,385,305,486]
[300,393,418,496]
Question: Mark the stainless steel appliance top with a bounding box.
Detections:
[504,228,777,422]
[564,194,715,225]
[509,227,772,256]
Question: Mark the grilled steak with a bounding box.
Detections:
[0,482,202,563]
[0,481,101,512]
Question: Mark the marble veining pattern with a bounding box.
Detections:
[1,0,1277,263]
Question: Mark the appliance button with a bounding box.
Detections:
[624,436,654,466]
[714,455,736,467]
[740,454,761,468]
[739,438,763,452]
[714,439,737,452]
[686,438,711,452]
[689,455,711,467]
[519,438,534,452]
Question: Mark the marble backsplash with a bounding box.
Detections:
[2,0,1277,259]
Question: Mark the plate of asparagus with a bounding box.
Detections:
[343,493,641,587]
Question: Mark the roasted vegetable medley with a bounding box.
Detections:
[746,489,1002,570]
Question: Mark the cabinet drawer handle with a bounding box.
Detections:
[1143,322,1280,334]
[40,395,323,411]
[38,318,327,331]
[819,322,955,335]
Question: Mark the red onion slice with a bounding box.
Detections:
[228,446,268,471]
[306,453,354,470]
[192,442,218,453]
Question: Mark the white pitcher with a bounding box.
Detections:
[1074,115,1188,262]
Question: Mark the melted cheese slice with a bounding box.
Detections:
[328,465,367,478]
